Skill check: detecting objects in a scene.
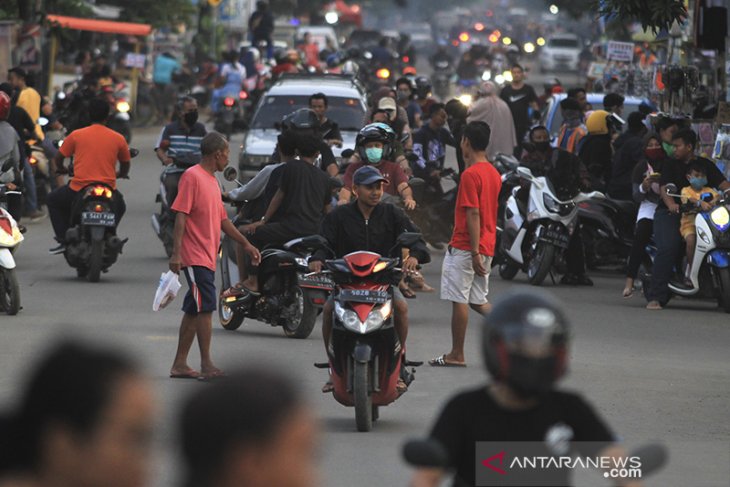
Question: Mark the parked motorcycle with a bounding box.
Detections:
[62,149,138,282]
[217,168,333,337]
[578,197,637,270]
[641,185,730,312]
[0,187,23,315]
[319,232,421,432]
[499,166,604,285]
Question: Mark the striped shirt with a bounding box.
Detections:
[156,121,207,166]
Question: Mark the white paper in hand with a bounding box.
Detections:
[153,271,182,311]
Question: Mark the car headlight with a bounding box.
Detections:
[710,206,730,231]
[543,193,560,213]
[243,154,270,167]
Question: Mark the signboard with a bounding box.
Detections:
[124,53,146,69]
[606,40,634,62]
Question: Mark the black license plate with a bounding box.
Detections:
[298,273,334,289]
[540,228,570,248]
[338,289,389,304]
[81,211,115,227]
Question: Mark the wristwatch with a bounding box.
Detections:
[260,216,266,223]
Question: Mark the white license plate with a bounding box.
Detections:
[81,211,115,227]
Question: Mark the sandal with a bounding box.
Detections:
[396,378,408,394]
[398,283,417,299]
[407,273,435,293]
[428,354,466,367]
[322,380,334,393]
[220,283,260,299]
[622,286,634,298]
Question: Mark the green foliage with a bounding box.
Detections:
[105,0,196,28]
[596,0,687,33]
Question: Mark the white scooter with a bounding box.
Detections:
[0,187,24,315]
[499,166,604,285]
[642,185,730,312]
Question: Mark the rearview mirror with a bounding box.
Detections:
[223,166,239,182]
[129,148,139,158]
[665,184,678,195]
[402,438,449,468]
[341,148,354,159]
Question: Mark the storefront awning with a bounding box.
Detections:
[46,14,152,36]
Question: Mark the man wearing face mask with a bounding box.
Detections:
[339,123,415,210]
[155,96,207,211]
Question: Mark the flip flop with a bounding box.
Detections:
[428,354,467,367]
[220,284,260,300]
[399,284,417,299]
[170,370,201,379]
[198,370,227,382]
[322,380,334,393]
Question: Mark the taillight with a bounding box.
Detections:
[29,156,37,165]
[94,204,105,213]
[92,186,113,199]
[223,97,235,107]
[238,90,248,100]
[402,56,409,63]
[0,217,11,235]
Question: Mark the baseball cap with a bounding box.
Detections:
[353,166,389,186]
[377,97,397,112]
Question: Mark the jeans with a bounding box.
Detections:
[646,209,682,304]
[47,185,126,243]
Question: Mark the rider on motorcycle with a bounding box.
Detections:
[154,96,207,207]
[211,51,246,114]
[47,98,130,254]
[270,108,339,176]
[309,166,430,392]
[412,290,635,487]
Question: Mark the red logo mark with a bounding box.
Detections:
[482,451,507,475]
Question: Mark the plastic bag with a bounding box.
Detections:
[153,271,182,311]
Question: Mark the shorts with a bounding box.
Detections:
[181,266,217,315]
[440,246,492,305]
[680,216,695,239]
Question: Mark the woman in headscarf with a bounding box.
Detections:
[466,81,517,160]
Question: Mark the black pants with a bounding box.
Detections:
[47,185,126,243]
[566,229,586,275]
[162,170,182,209]
[244,222,303,276]
[626,218,653,279]
[647,209,682,304]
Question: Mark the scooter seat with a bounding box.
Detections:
[605,199,637,214]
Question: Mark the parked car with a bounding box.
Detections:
[238,73,367,174]
[539,34,581,72]
[541,93,650,143]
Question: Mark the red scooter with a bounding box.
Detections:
[320,233,421,431]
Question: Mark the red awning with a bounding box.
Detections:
[46,14,152,36]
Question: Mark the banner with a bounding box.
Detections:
[606,40,634,62]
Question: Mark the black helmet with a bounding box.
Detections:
[414,76,432,99]
[356,123,395,164]
[483,290,569,397]
[280,108,320,133]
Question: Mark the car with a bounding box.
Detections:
[238,73,367,174]
[296,25,339,51]
[538,34,582,72]
[541,93,651,143]
[345,29,382,50]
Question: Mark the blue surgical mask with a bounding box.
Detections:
[689,176,707,190]
[365,147,383,164]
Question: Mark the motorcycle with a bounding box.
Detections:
[641,185,730,312]
[62,148,138,282]
[578,197,637,270]
[214,90,248,139]
[318,232,422,432]
[217,168,333,338]
[499,166,604,285]
[101,82,132,142]
[493,153,521,266]
[408,167,459,248]
[432,59,452,100]
[0,187,24,315]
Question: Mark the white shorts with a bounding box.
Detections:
[440,247,492,305]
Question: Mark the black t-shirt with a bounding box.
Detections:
[320,118,342,142]
[275,160,330,233]
[659,157,726,209]
[500,84,538,140]
[271,139,337,173]
[430,387,614,487]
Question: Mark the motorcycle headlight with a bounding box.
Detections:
[543,193,560,213]
[116,100,130,113]
[364,300,392,332]
[335,302,362,332]
[295,257,308,266]
[710,206,730,231]
[334,300,392,334]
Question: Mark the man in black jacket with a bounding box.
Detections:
[309,166,430,389]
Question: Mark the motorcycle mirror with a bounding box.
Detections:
[223,166,239,182]
[129,148,139,158]
[402,438,449,468]
[341,148,355,159]
[665,184,678,195]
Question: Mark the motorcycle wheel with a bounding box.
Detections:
[354,360,373,432]
[87,240,104,283]
[527,242,555,286]
[219,296,245,330]
[716,267,730,313]
[283,287,318,339]
[0,268,20,315]
[499,262,519,280]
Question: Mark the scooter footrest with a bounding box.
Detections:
[404,360,423,367]
[313,362,329,369]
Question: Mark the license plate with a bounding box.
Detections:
[540,228,570,248]
[81,211,115,227]
[298,273,334,289]
[338,289,389,303]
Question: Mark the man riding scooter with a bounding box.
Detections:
[309,166,431,393]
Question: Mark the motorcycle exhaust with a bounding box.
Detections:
[108,236,127,252]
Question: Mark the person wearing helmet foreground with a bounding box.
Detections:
[412,290,637,487]
[339,123,415,210]
[579,110,618,192]
[270,108,338,177]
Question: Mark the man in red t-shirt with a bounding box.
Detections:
[430,121,501,367]
[168,132,260,381]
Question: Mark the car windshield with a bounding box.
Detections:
[549,38,579,48]
[347,31,381,48]
[252,95,365,131]
[548,101,642,137]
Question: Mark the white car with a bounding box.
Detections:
[539,34,582,72]
[238,74,367,174]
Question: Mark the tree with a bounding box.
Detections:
[105,0,196,28]
[547,0,687,33]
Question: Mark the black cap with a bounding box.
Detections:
[603,92,625,110]
[560,97,581,112]
[353,166,389,186]
[8,66,27,79]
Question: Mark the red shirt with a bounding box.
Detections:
[450,161,501,256]
[171,164,228,271]
[343,160,409,196]
[60,124,130,192]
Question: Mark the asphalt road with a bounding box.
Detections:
[1,127,729,487]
